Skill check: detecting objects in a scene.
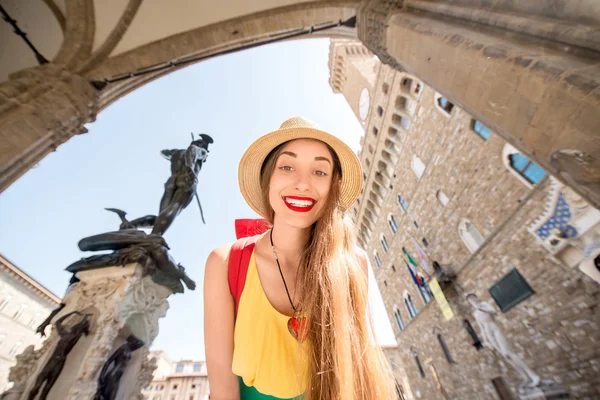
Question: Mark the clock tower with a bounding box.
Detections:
[328,39,379,124]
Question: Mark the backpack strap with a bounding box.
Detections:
[228,235,260,319]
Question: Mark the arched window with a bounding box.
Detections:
[472,120,492,140]
[374,251,382,268]
[382,83,389,94]
[437,190,450,207]
[373,127,379,137]
[398,194,408,212]
[0,295,11,311]
[509,154,546,184]
[503,144,547,187]
[377,106,384,117]
[411,155,426,179]
[388,214,399,234]
[404,292,418,319]
[416,274,432,304]
[435,93,454,116]
[13,304,26,321]
[459,219,485,253]
[8,340,22,358]
[381,235,390,253]
[393,306,405,331]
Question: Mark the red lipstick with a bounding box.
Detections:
[283,196,317,213]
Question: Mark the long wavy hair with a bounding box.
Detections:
[260,140,394,400]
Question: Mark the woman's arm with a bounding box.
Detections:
[204,243,240,400]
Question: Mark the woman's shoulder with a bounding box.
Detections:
[206,243,233,265]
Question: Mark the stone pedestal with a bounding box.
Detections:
[2,264,169,400]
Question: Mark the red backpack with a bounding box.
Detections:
[228,219,270,318]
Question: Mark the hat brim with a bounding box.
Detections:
[238,126,363,218]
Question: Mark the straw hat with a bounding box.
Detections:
[238,117,363,217]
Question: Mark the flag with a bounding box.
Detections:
[405,260,422,286]
[412,237,433,274]
[402,247,418,267]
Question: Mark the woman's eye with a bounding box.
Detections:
[315,170,328,176]
[279,166,293,171]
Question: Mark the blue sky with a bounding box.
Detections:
[0,39,394,361]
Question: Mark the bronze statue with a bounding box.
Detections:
[94,335,145,400]
[152,133,213,234]
[28,312,92,400]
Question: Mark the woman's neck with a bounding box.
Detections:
[269,218,311,266]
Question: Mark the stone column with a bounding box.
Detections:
[2,264,168,400]
[357,0,600,209]
[0,63,99,192]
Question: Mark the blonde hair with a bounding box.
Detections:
[260,140,394,400]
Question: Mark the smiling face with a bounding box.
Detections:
[265,139,336,229]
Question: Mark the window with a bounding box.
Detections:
[509,153,546,185]
[173,384,178,390]
[145,385,152,391]
[388,214,399,234]
[175,363,184,373]
[459,219,485,253]
[193,362,202,372]
[436,190,450,207]
[413,351,426,378]
[437,334,456,364]
[436,95,454,115]
[489,268,535,312]
[189,396,195,400]
[393,306,405,331]
[377,106,384,117]
[373,127,379,136]
[411,155,426,179]
[192,384,197,389]
[384,280,388,287]
[28,312,41,329]
[391,264,396,272]
[413,221,419,229]
[381,236,390,253]
[398,195,408,212]
[374,251,382,268]
[472,120,492,140]
[422,238,428,247]
[8,340,22,358]
[13,304,26,321]
[382,83,389,94]
[417,276,432,304]
[392,113,411,130]
[503,144,547,186]
[0,296,11,311]
[404,293,418,319]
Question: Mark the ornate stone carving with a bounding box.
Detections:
[357,0,405,70]
[129,349,157,400]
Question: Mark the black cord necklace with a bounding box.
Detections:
[269,228,297,313]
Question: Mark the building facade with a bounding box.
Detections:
[142,351,209,400]
[329,39,600,400]
[0,254,61,394]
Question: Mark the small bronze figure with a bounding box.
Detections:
[152,133,213,234]
[28,312,92,400]
[94,335,145,400]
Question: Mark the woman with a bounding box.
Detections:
[204,117,394,400]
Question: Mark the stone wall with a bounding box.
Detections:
[353,64,600,399]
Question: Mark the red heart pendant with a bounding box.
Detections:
[287,316,308,342]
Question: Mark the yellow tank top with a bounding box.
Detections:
[232,250,308,399]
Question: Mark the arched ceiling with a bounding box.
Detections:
[0,0,63,82]
[1,0,323,83]
[95,0,315,56]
